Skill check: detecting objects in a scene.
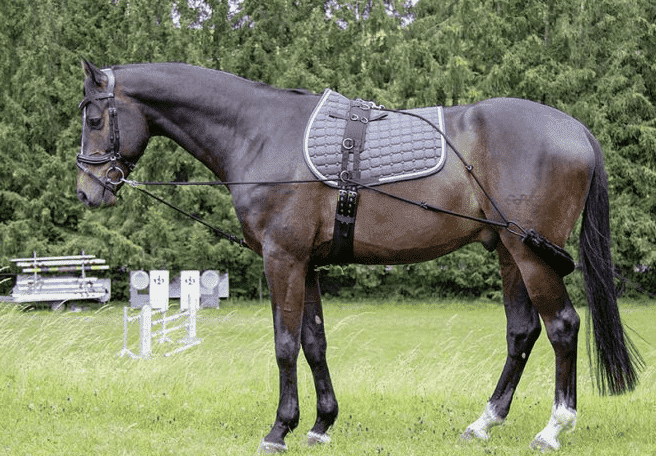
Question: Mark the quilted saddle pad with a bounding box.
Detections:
[303,89,446,188]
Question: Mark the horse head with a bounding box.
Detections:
[77,60,148,207]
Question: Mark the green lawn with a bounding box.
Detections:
[0,299,654,455]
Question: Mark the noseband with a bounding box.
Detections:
[77,68,135,193]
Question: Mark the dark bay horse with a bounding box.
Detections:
[76,61,641,452]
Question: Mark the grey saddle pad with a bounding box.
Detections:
[303,89,446,188]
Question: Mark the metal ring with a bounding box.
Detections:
[339,170,350,182]
[106,166,125,185]
[342,138,354,150]
[350,114,359,121]
[506,221,527,238]
[360,117,368,124]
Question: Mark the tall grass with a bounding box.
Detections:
[0,299,653,455]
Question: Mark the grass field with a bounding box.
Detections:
[0,299,654,455]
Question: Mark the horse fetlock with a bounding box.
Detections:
[530,403,576,451]
[317,394,338,420]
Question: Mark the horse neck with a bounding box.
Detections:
[118,63,288,182]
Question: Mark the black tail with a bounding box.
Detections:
[580,130,644,395]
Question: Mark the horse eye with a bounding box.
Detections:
[87,117,103,129]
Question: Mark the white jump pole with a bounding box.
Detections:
[119,306,139,359]
[138,304,153,358]
[176,270,201,350]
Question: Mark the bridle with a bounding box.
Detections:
[77,68,136,194]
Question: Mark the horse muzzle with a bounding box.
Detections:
[76,160,121,207]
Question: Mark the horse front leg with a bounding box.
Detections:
[462,244,542,440]
[301,267,338,446]
[259,251,308,454]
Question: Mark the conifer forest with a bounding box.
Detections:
[1,0,655,300]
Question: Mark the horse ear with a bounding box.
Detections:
[81,59,106,87]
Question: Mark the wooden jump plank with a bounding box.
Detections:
[11,255,97,262]
[21,265,109,273]
[15,259,106,268]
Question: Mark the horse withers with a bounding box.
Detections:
[76,60,641,452]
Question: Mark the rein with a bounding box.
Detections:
[123,180,251,250]
[118,103,529,249]
[120,104,527,245]
[120,170,524,252]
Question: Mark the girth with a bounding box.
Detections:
[325,100,386,263]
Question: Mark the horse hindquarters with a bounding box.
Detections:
[461,100,594,449]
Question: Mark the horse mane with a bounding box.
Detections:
[113,62,316,96]
[250,79,315,95]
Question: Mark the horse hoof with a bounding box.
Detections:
[461,403,503,441]
[307,431,331,446]
[460,426,489,441]
[258,440,287,454]
[529,434,559,452]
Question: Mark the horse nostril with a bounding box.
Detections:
[77,189,89,205]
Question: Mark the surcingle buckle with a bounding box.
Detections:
[325,188,360,263]
[336,189,358,222]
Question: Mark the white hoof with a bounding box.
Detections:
[530,433,560,452]
[307,431,331,446]
[461,425,491,441]
[258,440,287,454]
[461,402,504,441]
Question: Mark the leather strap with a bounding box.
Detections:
[323,101,375,263]
[339,102,372,180]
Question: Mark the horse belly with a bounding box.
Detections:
[350,180,485,264]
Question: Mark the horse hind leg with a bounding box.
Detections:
[505,236,579,451]
[529,302,579,451]
[462,244,542,440]
[301,268,338,446]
